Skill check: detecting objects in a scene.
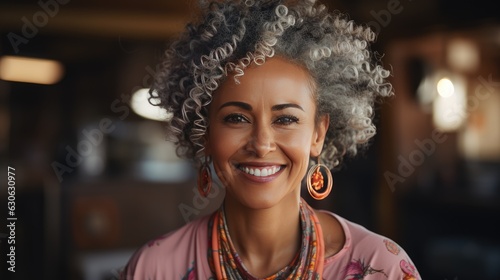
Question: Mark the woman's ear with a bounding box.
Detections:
[310,114,329,157]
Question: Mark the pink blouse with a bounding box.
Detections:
[120,211,421,280]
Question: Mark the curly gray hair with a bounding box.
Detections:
[150,0,393,169]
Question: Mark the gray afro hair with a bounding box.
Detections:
[150,0,393,169]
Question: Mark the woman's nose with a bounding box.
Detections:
[245,124,276,158]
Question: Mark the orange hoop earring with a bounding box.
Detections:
[306,158,333,200]
[198,157,212,197]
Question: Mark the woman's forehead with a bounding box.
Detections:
[212,57,316,106]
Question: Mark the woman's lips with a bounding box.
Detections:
[236,163,285,182]
[239,165,281,176]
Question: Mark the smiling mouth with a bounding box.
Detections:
[237,165,284,177]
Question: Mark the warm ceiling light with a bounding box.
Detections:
[130,88,171,121]
[447,39,479,73]
[437,78,454,98]
[0,56,64,85]
[433,75,467,132]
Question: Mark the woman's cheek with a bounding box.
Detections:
[277,130,313,152]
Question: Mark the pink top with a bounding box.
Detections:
[120,211,420,280]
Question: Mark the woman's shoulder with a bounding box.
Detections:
[319,211,421,279]
[141,214,209,253]
[119,215,212,280]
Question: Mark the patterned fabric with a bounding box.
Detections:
[119,210,421,280]
[208,200,324,279]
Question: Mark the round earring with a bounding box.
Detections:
[198,156,212,197]
[306,157,333,200]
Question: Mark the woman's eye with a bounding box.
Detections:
[274,115,299,125]
[223,114,249,124]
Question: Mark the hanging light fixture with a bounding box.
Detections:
[130,88,171,121]
[432,72,467,132]
[0,55,64,85]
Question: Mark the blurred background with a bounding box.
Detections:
[0,0,499,279]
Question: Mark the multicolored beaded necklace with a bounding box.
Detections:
[208,199,325,279]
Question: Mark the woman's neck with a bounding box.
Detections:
[223,194,302,278]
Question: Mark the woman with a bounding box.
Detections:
[121,0,421,279]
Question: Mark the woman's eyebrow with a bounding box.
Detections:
[272,103,304,112]
[218,102,304,112]
[218,101,252,111]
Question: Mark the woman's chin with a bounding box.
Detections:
[225,190,296,211]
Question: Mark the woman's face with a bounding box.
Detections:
[206,57,329,209]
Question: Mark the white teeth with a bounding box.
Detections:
[239,166,281,177]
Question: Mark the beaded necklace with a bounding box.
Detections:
[208,199,325,279]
